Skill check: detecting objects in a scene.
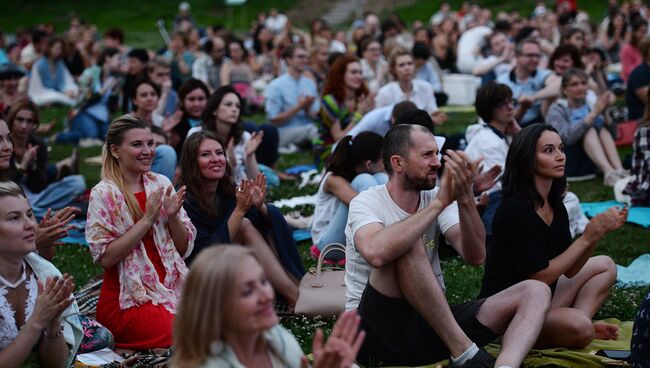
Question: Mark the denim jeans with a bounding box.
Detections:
[25,175,87,219]
[317,172,389,250]
[244,121,279,167]
[151,144,177,182]
[56,106,109,144]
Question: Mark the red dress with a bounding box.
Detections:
[96,192,174,349]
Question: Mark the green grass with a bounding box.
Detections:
[1,0,296,48]
[38,104,649,360]
[393,0,609,27]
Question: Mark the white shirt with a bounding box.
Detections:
[311,172,339,245]
[375,80,438,113]
[345,185,459,311]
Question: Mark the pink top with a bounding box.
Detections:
[620,43,643,81]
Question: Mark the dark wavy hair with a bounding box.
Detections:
[327,132,383,181]
[130,78,160,109]
[548,44,584,72]
[474,82,513,123]
[502,124,567,209]
[179,130,235,218]
[252,24,273,55]
[201,85,244,145]
[322,55,368,104]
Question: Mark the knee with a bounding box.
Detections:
[594,255,617,285]
[520,279,552,308]
[566,314,595,348]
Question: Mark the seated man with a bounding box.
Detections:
[264,44,320,148]
[346,124,551,367]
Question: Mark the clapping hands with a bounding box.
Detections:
[303,310,365,368]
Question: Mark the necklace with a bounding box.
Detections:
[0,261,27,289]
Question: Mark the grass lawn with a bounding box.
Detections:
[1,0,297,49]
[38,106,649,357]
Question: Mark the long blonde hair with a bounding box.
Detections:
[171,246,256,368]
[101,114,150,222]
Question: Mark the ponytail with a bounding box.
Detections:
[327,132,383,181]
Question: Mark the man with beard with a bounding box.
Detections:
[346,124,551,367]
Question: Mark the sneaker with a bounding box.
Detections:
[603,171,620,187]
[567,173,597,182]
[448,348,496,368]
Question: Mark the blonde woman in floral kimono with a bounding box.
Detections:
[86,115,196,350]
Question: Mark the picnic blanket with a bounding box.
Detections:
[581,200,650,228]
[617,254,650,285]
[397,319,632,368]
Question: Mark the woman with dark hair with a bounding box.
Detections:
[311,132,386,259]
[319,55,373,158]
[7,101,86,218]
[620,17,648,81]
[86,115,195,349]
[358,36,388,93]
[186,85,262,183]
[561,28,587,54]
[220,39,258,108]
[251,24,279,83]
[598,11,627,63]
[130,78,178,181]
[28,37,79,106]
[546,68,625,186]
[479,124,626,349]
[166,78,209,156]
[179,131,303,307]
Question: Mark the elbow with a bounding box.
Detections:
[367,253,388,268]
[465,252,485,266]
[97,255,116,269]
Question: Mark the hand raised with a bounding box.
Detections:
[312,310,365,368]
[443,150,482,202]
[143,188,164,225]
[35,207,80,251]
[235,179,253,213]
[30,274,75,330]
[473,164,502,194]
[250,173,267,209]
[164,185,186,219]
[583,206,627,244]
[245,131,264,158]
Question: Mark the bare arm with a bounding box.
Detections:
[636,86,649,104]
[324,174,358,206]
[220,62,231,86]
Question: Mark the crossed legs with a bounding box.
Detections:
[535,255,618,348]
[395,242,550,367]
[583,128,623,174]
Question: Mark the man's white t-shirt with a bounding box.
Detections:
[345,184,459,311]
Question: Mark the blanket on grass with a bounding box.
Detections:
[617,254,650,285]
[581,200,650,228]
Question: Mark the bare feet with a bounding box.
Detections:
[594,322,619,340]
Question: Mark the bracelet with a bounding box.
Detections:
[43,325,63,339]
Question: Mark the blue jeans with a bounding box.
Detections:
[56,105,109,144]
[25,175,86,219]
[244,121,279,167]
[317,172,388,250]
[151,145,177,182]
[481,190,502,236]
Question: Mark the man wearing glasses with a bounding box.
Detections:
[264,44,320,148]
[497,38,555,127]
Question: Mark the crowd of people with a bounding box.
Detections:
[1,0,650,367]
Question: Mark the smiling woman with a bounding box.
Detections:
[85,114,196,350]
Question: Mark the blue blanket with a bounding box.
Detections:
[617,254,650,285]
[581,200,650,228]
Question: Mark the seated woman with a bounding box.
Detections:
[55,47,121,145]
[479,124,627,349]
[165,78,209,157]
[319,55,374,162]
[6,101,85,218]
[472,31,513,85]
[623,88,650,206]
[375,49,447,125]
[129,78,177,181]
[171,246,363,368]
[220,39,259,109]
[0,181,82,368]
[179,131,303,307]
[547,68,626,186]
[28,37,79,106]
[187,86,262,184]
[86,115,196,350]
[312,132,386,259]
[358,36,388,94]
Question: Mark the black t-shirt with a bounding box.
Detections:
[626,62,650,121]
[478,195,572,298]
